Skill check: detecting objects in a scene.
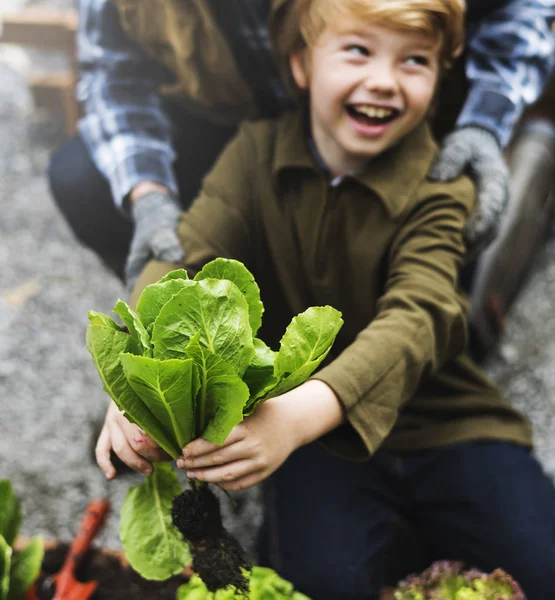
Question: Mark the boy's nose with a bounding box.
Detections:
[363,66,398,95]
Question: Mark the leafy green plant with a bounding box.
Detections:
[0,481,44,600]
[393,561,526,599]
[87,259,343,592]
[176,566,311,599]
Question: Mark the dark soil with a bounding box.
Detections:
[37,544,189,600]
[172,486,251,593]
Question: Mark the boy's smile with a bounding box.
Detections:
[290,21,441,177]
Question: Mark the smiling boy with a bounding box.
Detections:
[97,0,555,598]
[290,15,442,175]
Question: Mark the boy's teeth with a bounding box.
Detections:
[354,106,393,119]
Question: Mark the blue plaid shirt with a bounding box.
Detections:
[77,0,555,209]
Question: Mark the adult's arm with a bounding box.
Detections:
[430,0,555,249]
[459,0,555,147]
[130,121,260,302]
[77,0,178,209]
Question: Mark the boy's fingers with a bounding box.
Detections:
[108,420,153,476]
[113,410,169,462]
[95,425,116,480]
[130,432,171,462]
[218,472,264,492]
[182,426,245,458]
[186,459,261,485]
[178,441,245,469]
[182,438,225,458]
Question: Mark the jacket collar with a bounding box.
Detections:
[272,109,439,219]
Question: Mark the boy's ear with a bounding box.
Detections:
[290,50,309,90]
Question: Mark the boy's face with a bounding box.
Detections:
[290,20,441,176]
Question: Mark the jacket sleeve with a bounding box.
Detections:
[457,0,555,147]
[313,178,474,457]
[77,0,177,210]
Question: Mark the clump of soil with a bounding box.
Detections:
[37,544,188,600]
[171,486,251,593]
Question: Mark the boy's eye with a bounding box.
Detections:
[345,44,369,57]
[404,55,430,67]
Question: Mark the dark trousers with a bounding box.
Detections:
[47,111,237,279]
[257,440,555,600]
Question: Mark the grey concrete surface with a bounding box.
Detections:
[1,18,555,562]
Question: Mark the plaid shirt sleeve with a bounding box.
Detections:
[76,0,178,212]
[458,0,555,148]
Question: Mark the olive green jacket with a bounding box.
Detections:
[133,110,532,461]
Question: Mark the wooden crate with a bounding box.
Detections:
[0,8,79,136]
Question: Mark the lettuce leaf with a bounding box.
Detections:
[113,300,151,354]
[194,258,264,337]
[0,482,44,600]
[242,339,278,414]
[88,310,121,329]
[246,306,343,414]
[185,333,250,444]
[136,274,193,330]
[86,322,180,458]
[7,537,43,600]
[176,566,312,599]
[151,278,255,376]
[120,463,191,581]
[120,354,200,451]
[0,536,11,600]
[0,482,21,548]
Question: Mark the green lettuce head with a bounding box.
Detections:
[394,561,526,600]
[176,566,311,599]
[86,259,343,590]
[87,258,343,459]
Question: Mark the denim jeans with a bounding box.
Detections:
[257,440,555,600]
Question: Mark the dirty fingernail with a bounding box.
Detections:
[187,471,196,479]
[176,459,185,469]
[143,467,153,476]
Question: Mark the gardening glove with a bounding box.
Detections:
[125,190,184,290]
[428,126,509,260]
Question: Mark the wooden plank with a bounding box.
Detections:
[0,9,77,52]
[0,9,80,136]
[29,73,79,136]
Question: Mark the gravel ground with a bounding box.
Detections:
[1,10,555,560]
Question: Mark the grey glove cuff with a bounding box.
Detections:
[125,190,185,290]
[131,190,181,222]
[456,124,502,149]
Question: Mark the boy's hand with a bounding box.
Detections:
[177,398,301,491]
[428,126,509,259]
[125,188,184,290]
[95,401,170,479]
[177,380,344,491]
